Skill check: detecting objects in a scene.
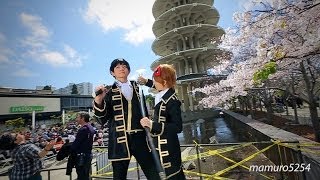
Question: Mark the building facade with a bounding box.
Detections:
[0,91,93,123]
[54,82,93,95]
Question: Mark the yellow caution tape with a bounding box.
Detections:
[93,147,107,153]
[183,142,254,162]
[92,140,317,179]
[95,163,112,174]
[92,163,140,177]
[188,141,274,179]
[184,170,234,180]
[212,142,277,177]
[214,153,274,180]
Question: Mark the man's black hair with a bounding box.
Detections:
[0,134,17,150]
[109,58,131,73]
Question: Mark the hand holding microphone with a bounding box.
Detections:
[93,85,108,105]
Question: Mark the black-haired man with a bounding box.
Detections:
[93,58,159,180]
[71,111,95,180]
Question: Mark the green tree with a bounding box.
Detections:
[43,85,52,90]
[145,94,155,107]
[71,84,78,94]
[5,117,25,128]
[253,62,277,85]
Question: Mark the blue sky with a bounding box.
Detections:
[0,0,244,90]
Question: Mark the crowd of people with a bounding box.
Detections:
[0,115,106,180]
[1,121,105,155]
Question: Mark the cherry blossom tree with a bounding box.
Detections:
[195,0,320,141]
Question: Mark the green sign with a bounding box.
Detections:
[10,106,45,113]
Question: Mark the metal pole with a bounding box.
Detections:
[136,161,140,180]
[32,110,36,130]
[48,170,51,180]
[138,87,166,180]
[196,145,203,180]
[62,109,65,125]
[297,143,306,180]
[31,110,36,141]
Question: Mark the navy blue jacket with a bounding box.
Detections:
[71,124,95,154]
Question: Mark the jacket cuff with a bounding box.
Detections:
[93,100,106,117]
[146,79,154,88]
[150,122,164,137]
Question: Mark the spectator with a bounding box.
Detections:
[67,132,76,143]
[70,112,95,180]
[55,136,64,151]
[0,133,55,180]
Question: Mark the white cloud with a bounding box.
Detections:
[30,45,83,67]
[84,0,155,45]
[129,68,149,81]
[136,68,147,75]
[20,13,50,38]
[20,12,50,48]
[20,12,85,67]
[40,51,68,65]
[13,68,39,77]
[0,32,13,64]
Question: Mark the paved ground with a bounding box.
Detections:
[259,104,320,125]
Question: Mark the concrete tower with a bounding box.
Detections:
[151,0,225,111]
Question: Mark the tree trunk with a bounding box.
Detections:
[300,61,320,142]
[291,73,299,124]
[245,97,248,114]
[233,99,236,110]
[247,95,254,118]
[292,97,299,124]
[252,96,257,111]
[263,88,273,124]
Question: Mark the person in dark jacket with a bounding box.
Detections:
[56,139,75,175]
[71,111,95,180]
[56,139,71,161]
[93,58,159,180]
[140,64,186,179]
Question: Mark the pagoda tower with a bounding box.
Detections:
[151,0,225,111]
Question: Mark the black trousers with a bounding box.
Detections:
[112,132,160,180]
[167,169,186,180]
[75,154,92,180]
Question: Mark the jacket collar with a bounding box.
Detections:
[112,80,135,89]
[160,88,175,104]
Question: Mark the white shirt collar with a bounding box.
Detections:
[154,88,169,106]
[115,80,133,100]
[116,80,131,87]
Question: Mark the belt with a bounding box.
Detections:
[77,153,92,156]
[126,129,143,134]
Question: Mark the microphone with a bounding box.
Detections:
[94,85,107,96]
[95,89,103,96]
